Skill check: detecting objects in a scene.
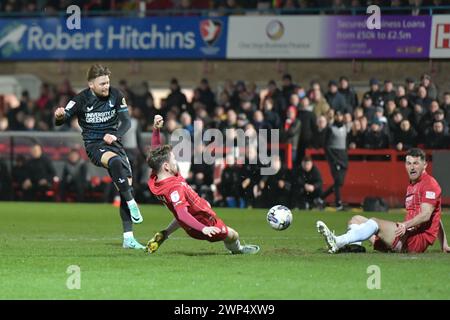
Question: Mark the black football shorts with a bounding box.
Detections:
[85,140,132,177]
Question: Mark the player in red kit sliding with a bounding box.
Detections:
[317,148,450,253]
[145,115,260,255]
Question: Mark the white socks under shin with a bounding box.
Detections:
[347,224,362,246]
[225,239,243,253]
[335,219,379,249]
[123,231,134,239]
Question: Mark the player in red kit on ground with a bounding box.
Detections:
[145,115,260,255]
[317,148,450,254]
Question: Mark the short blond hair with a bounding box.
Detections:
[87,64,111,81]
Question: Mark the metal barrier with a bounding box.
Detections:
[0,131,159,202]
[2,131,447,207]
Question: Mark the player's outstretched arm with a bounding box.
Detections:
[438,220,450,253]
[402,203,434,231]
[174,206,219,237]
[202,226,222,237]
[151,115,164,149]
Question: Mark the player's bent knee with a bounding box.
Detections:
[349,215,367,225]
[348,216,359,225]
[101,152,118,167]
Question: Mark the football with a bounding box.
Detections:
[266,205,293,231]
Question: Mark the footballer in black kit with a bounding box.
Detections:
[54,64,146,250]
[61,86,131,171]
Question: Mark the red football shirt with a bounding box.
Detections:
[148,173,217,231]
[405,171,442,243]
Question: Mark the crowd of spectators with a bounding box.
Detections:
[1,72,449,150]
[1,1,449,206]
[0,71,449,207]
[1,0,448,15]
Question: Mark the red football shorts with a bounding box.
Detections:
[373,233,432,253]
[184,214,229,243]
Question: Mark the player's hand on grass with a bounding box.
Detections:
[103,134,118,145]
[153,115,164,129]
[54,107,65,120]
[202,226,221,237]
[395,222,406,237]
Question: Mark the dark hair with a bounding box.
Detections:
[406,148,426,161]
[302,155,313,162]
[147,145,172,173]
[328,80,338,87]
[87,64,111,81]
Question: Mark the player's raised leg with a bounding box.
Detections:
[102,151,143,224]
[369,218,403,251]
[224,227,260,255]
[336,215,368,252]
[317,216,400,253]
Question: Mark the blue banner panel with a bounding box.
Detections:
[0,17,227,60]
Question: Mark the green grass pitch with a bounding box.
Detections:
[0,202,449,299]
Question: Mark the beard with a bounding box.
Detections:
[334,120,343,127]
[92,87,109,98]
